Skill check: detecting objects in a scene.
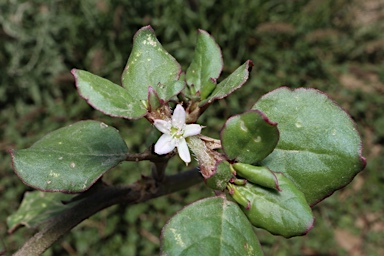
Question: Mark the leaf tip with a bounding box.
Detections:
[303,217,316,236]
[197,28,208,34]
[137,25,154,33]
[70,68,77,76]
[360,156,367,168]
[246,59,254,69]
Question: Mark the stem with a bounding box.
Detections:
[14,168,203,256]
[125,149,174,162]
[152,159,168,182]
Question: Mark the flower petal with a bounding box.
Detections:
[154,134,176,155]
[177,139,191,164]
[172,104,186,129]
[183,124,202,137]
[154,119,171,134]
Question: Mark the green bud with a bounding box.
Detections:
[230,177,247,185]
[206,160,233,190]
[227,183,250,209]
[233,163,280,191]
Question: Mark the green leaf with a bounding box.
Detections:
[122,25,182,101]
[252,87,366,205]
[186,29,223,98]
[152,80,185,103]
[161,197,263,256]
[11,121,128,192]
[7,191,75,233]
[73,69,147,119]
[221,110,279,164]
[148,86,162,111]
[200,60,253,106]
[235,173,314,238]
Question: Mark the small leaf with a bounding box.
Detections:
[7,191,75,233]
[148,86,162,111]
[235,173,314,238]
[186,29,223,98]
[122,25,182,101]
[253,87,366,205]
[161,197,263,256]
[73,69,147,119]
[11,121,128,192]
[200,60,253,106]
[199,78,217,100]
[221,110,279,164]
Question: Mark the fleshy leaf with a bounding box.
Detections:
[221,110,279,164]
[235,173,314,238]
[7,191,76,233]
[252,87,366,205]
[73,69,147,119]
[11,121,128,192]
[199,60,253,106]
[161,197,263,256]
[186,29,223,99]
[122,25,182,101]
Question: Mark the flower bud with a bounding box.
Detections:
[206,160,233,190]
[227,183,250,209]
[233,163,281,191]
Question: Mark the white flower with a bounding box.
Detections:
[154,104,202,164]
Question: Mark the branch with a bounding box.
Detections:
[125,149,174,162]
[14,168,203,256]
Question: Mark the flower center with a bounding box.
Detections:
[170,126,185,139]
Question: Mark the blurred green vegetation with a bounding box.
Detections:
[1,0,383,255]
